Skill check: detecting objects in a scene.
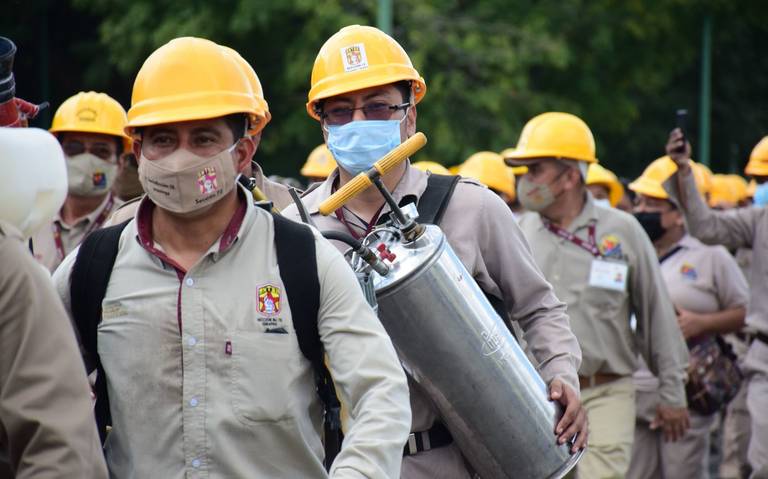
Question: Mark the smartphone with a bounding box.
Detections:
[675,109,688,153]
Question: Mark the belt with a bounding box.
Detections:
[579,373,622,389]
[403,422,453,456]
[757,331,768,347]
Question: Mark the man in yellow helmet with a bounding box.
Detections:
[665,130,768,478]
[30,91,130,272]
[586,163,624,209]
[51,36,410,478]
[282,25,585,479]
[507,112,689,479]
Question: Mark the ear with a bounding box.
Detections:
[234,137,256,174]
[405,105,417,138]
[132,140,142,160]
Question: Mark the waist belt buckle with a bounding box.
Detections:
[406,431,432,455]
[407,433,418,455]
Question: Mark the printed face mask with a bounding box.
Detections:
[326,119,403,176]
[66,153,118,196]
[138,144,237,214]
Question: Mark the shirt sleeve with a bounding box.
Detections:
[665,170,761,250]
[628,218,689,407]
[0,236,108,479]
[710,246,750,310]
[476,188,582,393]
[313,232,411,479]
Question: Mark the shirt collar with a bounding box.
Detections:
[55,193,115,229]
[136,185,250,257]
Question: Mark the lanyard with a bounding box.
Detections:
[543,219,601,257]
[334,205,385,240]
[53,194,115,261]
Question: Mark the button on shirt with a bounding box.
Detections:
[52,187,411,479]
[518,195,688,407]
[665,171,768,336]
[32,193,122,273]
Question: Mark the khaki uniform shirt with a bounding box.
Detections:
[634,235,749,418]
[0,221,107,479]
[665,170,768,336]
[282,165,581,426]
[107,163,296,226]
[52,187,411,479]
[518,196,688,407]
[31,193,122,273]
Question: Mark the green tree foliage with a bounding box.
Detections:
[4,0,767,179]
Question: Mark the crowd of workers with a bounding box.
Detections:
[0,23,766,479]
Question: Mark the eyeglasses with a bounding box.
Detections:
[321,101,410,126]
[61,140,117,161]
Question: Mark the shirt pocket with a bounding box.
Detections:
[583,285,627,321]
[229,332,299,425]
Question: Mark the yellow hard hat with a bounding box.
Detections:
[747,178,757,197]
[586,163,624,207]
[691,162,713,195]
[126,37,266,135]
[745,136,768,176]
[499,148,528,175]
[629,156,708,200]
[220,46,271,131]
[709,174,749,207]
[504,112,597,165]
[412,161,451,175]
[458,151,515,198]
[50,91,131,152]
[306,25,426,120]
[300,144,337,178]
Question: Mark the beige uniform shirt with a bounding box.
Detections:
[0,221,107,479]
[518,196,688,407]
[52,188,411,479]
[634,235,749,418]
[665,170,768,336]
[282,165,582,426]
[31,193,122,273]
[107,163,296,226]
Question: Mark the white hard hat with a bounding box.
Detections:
[0,127,67,238]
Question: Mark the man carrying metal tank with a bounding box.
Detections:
[506,112,690,478]
[282,25,587,479]
[665,129,768,479]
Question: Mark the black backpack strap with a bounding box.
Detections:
[416,174,461,225]
[272,214,342,469]
[69,219,131,443]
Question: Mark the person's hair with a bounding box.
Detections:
[223,113,248,142]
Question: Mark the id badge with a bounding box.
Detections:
[589,258,628,292]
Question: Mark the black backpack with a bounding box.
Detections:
[69,209,341,467]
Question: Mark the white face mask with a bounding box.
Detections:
[138,144,238,214]
[66,153,118,196]
[593,198,612,209]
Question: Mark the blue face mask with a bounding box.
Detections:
[326,120,403,176]
[754,182,768,207]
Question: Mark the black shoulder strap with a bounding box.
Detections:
[417,174,461,225]
[272,213,341,469]
[70,219,131,443]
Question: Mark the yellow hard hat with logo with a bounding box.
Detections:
[458,151,515,198]
[629,156,709,200]
[220,46,272,129]
[300,144,337,178]
[504,112,597,165]
[126,37,266,135]
[412,161,451,175]
[50,91,131,152]
[745,136,768,176]
[586,163,624,207]
[306,25,426,120]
